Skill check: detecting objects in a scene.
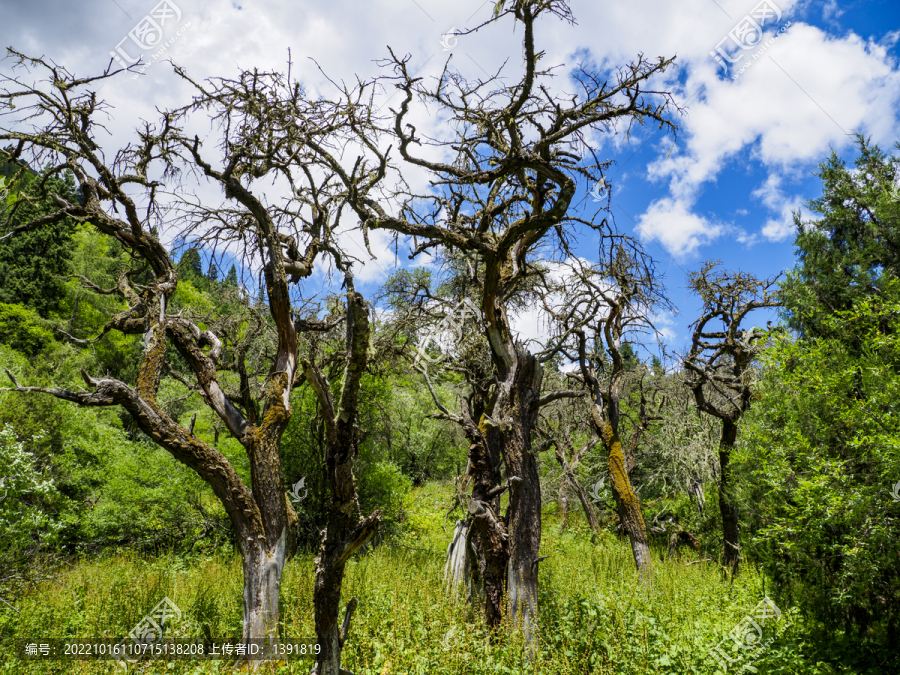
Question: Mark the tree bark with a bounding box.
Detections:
[718,418,740,575]
[445,520,477,600]
[557,479,569,533]
[597,414,652,579]
[241,528,287,643]
[464,418,508,628]
[313,507,379,675]
[421,352,508,628]
[305,289,380,675]
[570,477,600,534]
[238,428,298,651]
[497,348,543,653]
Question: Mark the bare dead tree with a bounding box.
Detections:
[302,274,380,675]
[173,65,389,675]
[545,246,671,579]
[402,281,510,629]
[682,260,781,576]
[427,369,511,630]
[296,0,678,648]
[0,54,298,645]
[616,370,668,481]
[637,371,720,516]
[0,50,378,665]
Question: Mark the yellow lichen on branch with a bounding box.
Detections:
[136,315,167,404]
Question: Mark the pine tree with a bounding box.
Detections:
[177,248,203,283]
[781,135,900,343]
[621,342,640,370]
[0,163,79,317]
[225,264,238,286]
[208,262,219,282]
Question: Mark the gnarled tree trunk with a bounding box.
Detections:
[313,506,379,675]
[717,418,740,575]
[496,348,544,653]
[596,412,652,579]
[239,410,299,648]
[465,420,508,628]
[420,359,509,628]
[304,288,380,675]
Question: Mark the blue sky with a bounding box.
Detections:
[1,0,898,359]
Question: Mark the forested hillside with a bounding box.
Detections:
[0,2,898,673]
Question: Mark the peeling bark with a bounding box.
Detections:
[444,520,476,599]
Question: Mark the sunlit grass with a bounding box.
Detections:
[0,482,838,674]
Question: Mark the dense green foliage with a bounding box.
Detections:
[0,303,54,356]
[780,136,900,341]
[0,163,80,317]
[740,291,900,656]
[727,138,900,668]
[1,140,899,672]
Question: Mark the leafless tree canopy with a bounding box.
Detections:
[0,0,683,663]
[682,260,781,575]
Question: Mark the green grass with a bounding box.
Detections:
[0,482,854,674]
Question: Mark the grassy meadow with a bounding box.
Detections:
[0,482,861,674]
